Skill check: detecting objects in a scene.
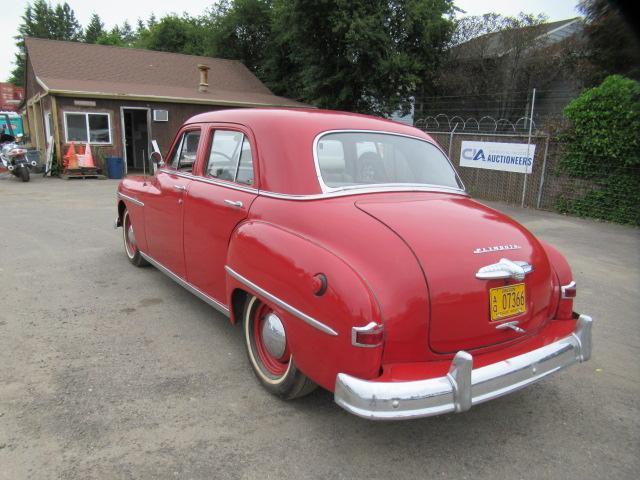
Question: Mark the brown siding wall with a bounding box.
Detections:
[54,97,227,165]
[24,55,44,100]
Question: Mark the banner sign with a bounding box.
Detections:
[459,141,536,174]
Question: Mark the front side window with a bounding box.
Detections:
[169,130,201,172]
[316,132,463,191]
[206,130,254,185]
[64,112,111,144]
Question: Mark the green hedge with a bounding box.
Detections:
[557,75,640,225]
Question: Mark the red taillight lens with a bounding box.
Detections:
[561,281,576,299]
[352,322,384,347]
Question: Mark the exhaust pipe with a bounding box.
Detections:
[30,160,37,167]
[7,165,14,171]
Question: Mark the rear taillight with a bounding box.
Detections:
[352,322,384,348]
[561,281,576,299]
[556,280,576,319]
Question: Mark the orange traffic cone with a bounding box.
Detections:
[83,143,96,168]
[64,142,78,170]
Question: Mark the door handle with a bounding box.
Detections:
[224,199,244,208]
[173,184,187,191]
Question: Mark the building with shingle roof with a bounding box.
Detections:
[22,37,304,173]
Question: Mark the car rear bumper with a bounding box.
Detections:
[334,314,592,420]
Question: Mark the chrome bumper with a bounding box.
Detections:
[334,314,592,420]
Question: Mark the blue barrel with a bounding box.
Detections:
[105,156,124,179]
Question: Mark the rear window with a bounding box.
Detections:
[316,132,462,191]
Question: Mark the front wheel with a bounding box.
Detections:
[122,208,148,267]
[243,295,317,399]
[19,166,29,182]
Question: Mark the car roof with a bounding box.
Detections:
[185,108,436,195]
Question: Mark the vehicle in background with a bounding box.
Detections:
[1,113,35,182]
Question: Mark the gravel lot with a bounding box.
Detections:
[1,175,638,480]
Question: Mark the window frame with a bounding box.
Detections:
[63,111,112,145]
[167,128,202,172]
[313,129,466,194]
[203,128,255,187]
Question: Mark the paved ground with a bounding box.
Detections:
[0,175,638,480]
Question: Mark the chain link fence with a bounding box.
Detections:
[415,90,639,226]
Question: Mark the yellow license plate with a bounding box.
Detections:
[490,283,527,321]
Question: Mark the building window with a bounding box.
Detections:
[63,112,111,144]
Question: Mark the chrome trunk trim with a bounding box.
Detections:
[225,266,338,337]
[140,252,230,316]
[475,258,533,281]
[334,315,593,420]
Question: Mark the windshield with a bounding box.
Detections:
[316,132,463,191]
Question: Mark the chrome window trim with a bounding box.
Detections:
[158,169,258,194]
[257,185,469,201]
[225,266,338,337]
[312,129,466,194]
[140,251,230,316]
[117,191,144,207]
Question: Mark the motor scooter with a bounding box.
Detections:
[1,114,36,182]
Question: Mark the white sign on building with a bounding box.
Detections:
[459,141,536,174]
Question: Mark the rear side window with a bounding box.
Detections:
[206,130,254,185]
[169,130,201,172]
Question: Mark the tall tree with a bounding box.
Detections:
[10,1,83,85]
[84,13,105,44]
[137,15,207,55]
[578,0,640,81]
[265,0,455,115]
[206,0,273,77]
[51,2,82,41]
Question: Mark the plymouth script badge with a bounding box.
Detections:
[473,244,522,255]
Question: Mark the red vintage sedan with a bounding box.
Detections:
[115,108,592,420]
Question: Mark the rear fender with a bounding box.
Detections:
[225,220,383,391]
[540,241,574,319]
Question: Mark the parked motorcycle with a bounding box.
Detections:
[1,115,36,182]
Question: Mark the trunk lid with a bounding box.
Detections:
[356,194,555,353]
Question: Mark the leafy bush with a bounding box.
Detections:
[558,75,640,225]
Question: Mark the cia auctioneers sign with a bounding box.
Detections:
[459,141,536,174]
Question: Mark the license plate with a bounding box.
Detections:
[489,283,526,321]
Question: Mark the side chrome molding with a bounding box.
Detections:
[140,252,230,317]
[117,191,145,207]
[225,266,338,337]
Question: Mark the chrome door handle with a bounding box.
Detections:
[173,184,187,191]
[224,199,244,208]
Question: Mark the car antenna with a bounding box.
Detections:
[142,148,147,185]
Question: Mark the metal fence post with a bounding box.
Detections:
[521,88,536,207]
[536,135,550,209]
[448,123,458,157]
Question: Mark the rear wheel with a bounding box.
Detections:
[122,208,148,267]
[19,166,29,182]
[243,295,317,399]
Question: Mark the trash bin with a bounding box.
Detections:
[105,156,124,179]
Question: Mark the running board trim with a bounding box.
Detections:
[140,252,230,317]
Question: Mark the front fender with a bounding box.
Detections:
[225,220,383,391]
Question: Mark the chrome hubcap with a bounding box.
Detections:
[127,225,136,247]
[261,313,286,359]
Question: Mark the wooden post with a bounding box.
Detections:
[50,96,62,170]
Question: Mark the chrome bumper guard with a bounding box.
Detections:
[335,314,592,420]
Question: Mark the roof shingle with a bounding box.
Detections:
[25,37,304,107]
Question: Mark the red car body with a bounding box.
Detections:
[116,108,592,420]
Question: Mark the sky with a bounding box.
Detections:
[1,0,580,82]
